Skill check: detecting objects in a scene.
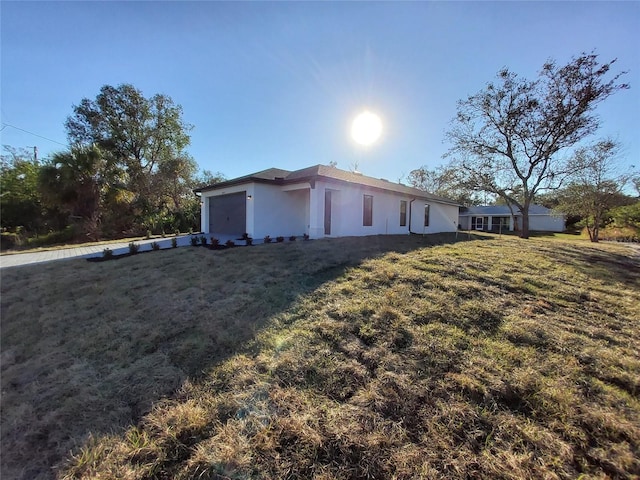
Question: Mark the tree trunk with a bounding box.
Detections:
[520,209,530,239]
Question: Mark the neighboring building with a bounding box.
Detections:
[195,165,460,239]
[458,205,565,233]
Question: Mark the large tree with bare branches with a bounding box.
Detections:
[444,53,629,238]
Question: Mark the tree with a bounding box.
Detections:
[444,53,629,238]
[65,84,195,232]
[38,145,114,240]
[0,146,45,232]
[555,140,633,242]
[407,165,485,205]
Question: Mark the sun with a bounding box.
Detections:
[351,110,383,146]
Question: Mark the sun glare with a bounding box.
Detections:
[351,110,383,146]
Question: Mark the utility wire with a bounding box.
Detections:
[1,123,67,146]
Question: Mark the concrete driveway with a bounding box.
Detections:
[0,235,202,269]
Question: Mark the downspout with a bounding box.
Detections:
[408,198,416,234]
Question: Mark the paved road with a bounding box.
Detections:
[0,235,200,269]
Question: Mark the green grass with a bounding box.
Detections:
[1,234,639,479]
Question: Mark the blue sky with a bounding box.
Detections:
[1,1,638,184]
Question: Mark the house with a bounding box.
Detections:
[194,165,460,239]
[458,205,565,233]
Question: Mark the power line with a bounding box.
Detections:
[0,123,67,147]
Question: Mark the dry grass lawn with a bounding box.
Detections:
[1,234,639,479]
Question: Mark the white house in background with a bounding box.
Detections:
[195,165,460,239]
[458,205,565,233]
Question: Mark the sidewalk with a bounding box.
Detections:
[0,235,204,269]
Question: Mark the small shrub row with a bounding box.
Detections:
[263,234,310,243]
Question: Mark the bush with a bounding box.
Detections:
[246,237,253,246]
[264,235,272,243]
[276,236,284,243]
[190,236,200,246]
[151,241,160,251]
[128,242,140,254]
[303,233,310,241]
[102,248,113,259]
[225,240,236,247]
[242,232,250,240]
[211,237,220,247]
[24,226,77,249]
[1,232,21,250]
[289,235,296,241]
[171,238,178,248]
[200,236,207,246]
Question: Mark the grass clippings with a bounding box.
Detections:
[1,234,639,479]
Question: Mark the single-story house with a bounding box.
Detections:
[195,165,460,239]
[458,205,565,232]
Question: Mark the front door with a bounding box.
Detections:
[475,216,484,230]
[324,190,332,235]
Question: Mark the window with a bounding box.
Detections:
[424,204,430,227]
[400,200,407,227]
[363,195,373,226]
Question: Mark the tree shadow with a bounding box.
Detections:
[546,243,640,286]
[0,233,472,480]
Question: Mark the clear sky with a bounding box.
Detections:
[2,1,639,183]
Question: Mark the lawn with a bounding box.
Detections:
[1,234,639,479]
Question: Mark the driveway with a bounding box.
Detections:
[0,235,228,269]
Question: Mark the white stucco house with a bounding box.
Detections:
[458,205,565,233]
[194,165,460,239]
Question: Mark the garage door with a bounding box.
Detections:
[209,192,246,235]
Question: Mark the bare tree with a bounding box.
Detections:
[444,53,629,238]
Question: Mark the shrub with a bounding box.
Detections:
[211,237,220,247]
[289,235,297,241]
[200,236,207,246]
[276,236,284,243]
[102,248,113,259]
[264,235,272,243]
[190,236,200,246]
[151,241,160,251]
[225,240,235,247]
[1,232,22,250]
[246,237,253,246]
[128,242,140,254]
[171,238,178,248]
[242,232,250,240]
[303,233,310,241]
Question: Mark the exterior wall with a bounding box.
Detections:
[529,214,565,232]
[458,213,565,232]
[309,181,458,238]
[251,183,309,239]
[200,179,459,239]
[200,183,255,234]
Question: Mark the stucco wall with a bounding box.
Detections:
[200,180,459,239]
[252,184,309,238]
[311,181,458,238]
[200,183,254,234]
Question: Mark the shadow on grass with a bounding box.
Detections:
[546,243,640,286]
[0,232,477,480]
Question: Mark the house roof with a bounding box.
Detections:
[459,205,555,216]
[195,164,460,206]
